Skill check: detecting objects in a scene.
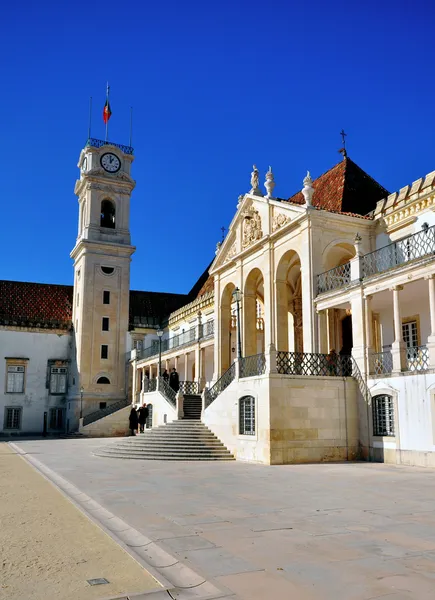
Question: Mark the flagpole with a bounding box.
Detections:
[129,106,133,148]
[105,82,109,142]
[87,96,92,140]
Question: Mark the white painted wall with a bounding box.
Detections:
[0,329,71,434]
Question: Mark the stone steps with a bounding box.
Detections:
[182,394,202,420]
[95,420,234,461]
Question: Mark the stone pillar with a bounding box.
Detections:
[199,347,206,391]
[165,359,169,372]
[426,274,435,367]
[317,310,328,353]
[326,308,335,352]
[184,353,189,381]
[212,276,220,382]
[174,355,179,372]
[149,364,153,380]
[391,285,406,373]
[194,345,201,383]
[365,295,374,373]
[265,342,277,374]
[131,356,138,405]
[243,292,257,357]
[350,290,366,373]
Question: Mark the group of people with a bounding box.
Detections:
[161,367,180,392]
[128,403,150,436]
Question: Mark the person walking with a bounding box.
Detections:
[138,403,148,433]
[169,367,179,392]
[129,406,138,436]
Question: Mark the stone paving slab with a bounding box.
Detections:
[10,437,435,599]
[0,443,162,600]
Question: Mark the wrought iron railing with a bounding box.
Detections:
[202,320,215,339]
[276,351,353,377]
[158,377,176,407]
[406,345,429,371]
[138,321,215,361]
[317,263,351,294]
[363,225,435,277]
[143,378,157,393]
[240,353,266,378]
[179,381,199,394]
[86,137,134,155]
[369,351,393,375]
[204,362,236,408]
[82,399,130,427]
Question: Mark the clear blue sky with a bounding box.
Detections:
[1,0,434,293]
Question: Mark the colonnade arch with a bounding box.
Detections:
[220,282,236,374]
[243,268,265,357]
[323,241,355,272]
[276,250,303,353]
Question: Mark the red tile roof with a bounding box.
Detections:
[286,157,389,216]
[0,280,73,330]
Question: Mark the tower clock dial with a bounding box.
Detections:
[100,153,121,173]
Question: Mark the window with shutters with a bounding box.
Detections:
[49,408,64,430]
[49,367,68,395]
[239,396,255,435]
[6,365,25,393]
[4,407,22,429]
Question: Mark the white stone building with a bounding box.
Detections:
[3,137,435,469]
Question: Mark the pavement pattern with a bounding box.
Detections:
[9,437,435,600]
[0,443,161,600]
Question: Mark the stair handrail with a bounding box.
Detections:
[204,362,236,409]
[158,376,177,407]
[82,398,130,427]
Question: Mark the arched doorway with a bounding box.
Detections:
[220,282,235,374]
[275,250,303,352]
[243,268,265,357]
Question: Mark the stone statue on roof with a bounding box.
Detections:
[250,165,261,195]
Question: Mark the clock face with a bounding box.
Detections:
[100,153,121,173]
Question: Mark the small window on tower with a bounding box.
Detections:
[101,266,114,275]
[103,291,110,304]
[101,345,108,359]
[102,317,109,331]
[100,199,116,229]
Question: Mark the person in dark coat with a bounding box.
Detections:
[162,369,169,383]
[169,368,180,392]
[129,407,138,436]
[137,403,149,433]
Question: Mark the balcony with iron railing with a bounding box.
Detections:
[86,137,134,155]
[316,224,435,295]
[137,320,214,362]
[368,346,429,376]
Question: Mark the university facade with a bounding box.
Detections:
[2,138,435,467]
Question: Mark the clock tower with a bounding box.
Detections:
[70,139,135,420]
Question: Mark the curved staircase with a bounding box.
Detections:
[95,420,235,461]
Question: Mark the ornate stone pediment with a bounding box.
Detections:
[272,211,291,232]
[224,242,237,263]
[242,206,263,249]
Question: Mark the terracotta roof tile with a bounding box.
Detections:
[0,280,73,329]
[286,157,389,216]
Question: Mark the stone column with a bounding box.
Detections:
[174,355,179,372]
[149,364,153,380]
[131,356,138,405]
[426,274,435,367]
[391,285,406,373]
[317,310,328,353]
[350,290,366,373]
[194,345,200,384]
[184,353,189,382]
[365,295,374,373]
[199,347,206,391]
[326,308,335,352]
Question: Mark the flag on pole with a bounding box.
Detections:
[103,83,112,124]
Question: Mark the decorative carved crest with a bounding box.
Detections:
[272,212,290,232]
[224,242,237,263]
[242,206,263,249]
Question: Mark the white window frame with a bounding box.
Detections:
[6,365,25,394]
[4,406,22,430]
[49,367,68,395]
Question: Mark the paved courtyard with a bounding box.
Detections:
[10,438,435,600]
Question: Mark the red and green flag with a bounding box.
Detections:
[103,83,112,124]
